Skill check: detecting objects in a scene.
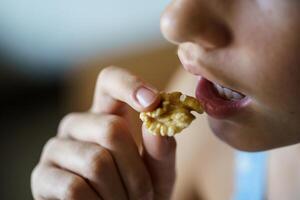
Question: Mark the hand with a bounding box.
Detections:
[31,66,177,200]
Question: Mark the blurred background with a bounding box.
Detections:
[0,0,181,199]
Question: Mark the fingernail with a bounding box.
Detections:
[136,87,158,108]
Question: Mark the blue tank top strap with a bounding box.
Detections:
[232,151,268,200]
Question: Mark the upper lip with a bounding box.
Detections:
[177,46,247,96]
[177,45,216,79]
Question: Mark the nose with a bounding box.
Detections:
[160,0,231,50]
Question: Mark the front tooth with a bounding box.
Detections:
[223,88,233,99]
[214,83,224,96]
[217,85,225,96]
[214,83,244,100]
[232,91,243,100]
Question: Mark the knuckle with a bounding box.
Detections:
[98,66,118,82]
[98,66,140,85]
[58,112,79,136]
[30,165,41,197]
[86,148,113,179]
[101,115,129,144]
[64,176,86,200]
[101,65,118,74]
[106,115,127,130]
[30,165,40,183]
[40,137,58,161]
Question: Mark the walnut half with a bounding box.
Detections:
[140,92,203,137]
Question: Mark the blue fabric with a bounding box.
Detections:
[232,151,268,200]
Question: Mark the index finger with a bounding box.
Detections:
[91,66,161,114]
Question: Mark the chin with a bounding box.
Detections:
[206,116,275,152]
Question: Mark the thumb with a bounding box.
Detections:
[142,126,177,200]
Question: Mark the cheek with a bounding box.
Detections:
[246,37,300,115]
[242,37,300,147]
[206,0,300,150]
[235,3,300,113]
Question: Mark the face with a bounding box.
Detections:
[161,0,300,151]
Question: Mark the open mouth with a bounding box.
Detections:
[195,77,251,119]
[212,82,245,101]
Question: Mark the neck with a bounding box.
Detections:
[268,143,300,199]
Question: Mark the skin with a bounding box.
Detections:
[31,0,300,199]
[161,0,300,151]
[31,67,176,200]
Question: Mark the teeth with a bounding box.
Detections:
[232,91,244,100]
[223,88,233,99]
[215,84,224,96]
[213,83,244,100]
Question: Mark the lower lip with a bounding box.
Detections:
[195,77,251,119]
